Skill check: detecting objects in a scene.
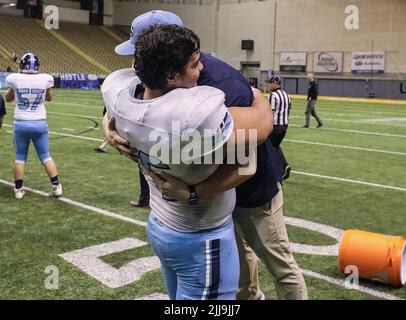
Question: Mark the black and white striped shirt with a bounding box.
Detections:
[268,88,291,126]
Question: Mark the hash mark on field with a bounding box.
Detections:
[62,128,74,131]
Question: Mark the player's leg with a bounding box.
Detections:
[234,188,308,300]
[175,218,239,300]
[148,214,238,300]
[146,213,178,299]
[13,121,31,199]
[94,139,109,153]
[234,221,262,300]
[31,120,62,197]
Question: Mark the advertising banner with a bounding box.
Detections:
[280,52,307,72]
[313,52,343,73]
[60,73,99,89]
[351,51,385,74]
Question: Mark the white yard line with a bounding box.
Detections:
[293,171,406,192]
[285,139,406,156]
[313,117,406,127]
[300,269,403,300]
[47,111,103,120]
[0,178,403,300]
[5,129,103,142]
[3,124,103,142]
[0,178,146,227]
[49,101,104,109]
[289,125,406,139]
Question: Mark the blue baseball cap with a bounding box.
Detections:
[115,10,184,56]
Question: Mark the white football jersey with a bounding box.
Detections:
[102,68,236,232]
[6,73,54,121]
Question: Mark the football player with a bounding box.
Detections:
[102,24,269,300]
[5,53,62,199]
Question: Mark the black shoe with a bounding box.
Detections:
[94,147,106,153]
[302,125,309,128]
[282,165,291,180]
[130,200,150,208]
[317,123,323,128]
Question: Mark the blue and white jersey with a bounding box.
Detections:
[102,68,236,232]
[6,73,53,121]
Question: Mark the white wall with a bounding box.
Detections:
[104,0,114,26]
[46,6,89,24]
[273,0,406,74]
[0,7,23,16]
[43,0,81,10]
[112,0,406,75]
[217,1,275,70]
[113,2,215,54]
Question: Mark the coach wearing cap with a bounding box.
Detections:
[266,75,292,180]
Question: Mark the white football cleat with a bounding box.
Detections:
[14,188,25,200]
[50,184,63,197]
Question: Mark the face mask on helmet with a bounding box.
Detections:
[19,53,40,73]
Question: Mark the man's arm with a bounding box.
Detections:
[228,90,273,146]
[45,88,52,102]
[146,147,257,203]
[102,115,139,162]
[5,88,14,102]
[0,116,3,130]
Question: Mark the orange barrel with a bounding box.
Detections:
[338,229,406,287]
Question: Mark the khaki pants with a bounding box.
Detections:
[233,187,308,300]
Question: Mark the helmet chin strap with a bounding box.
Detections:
[21,70,39,74]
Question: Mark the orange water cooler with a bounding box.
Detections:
[338,229,406,287]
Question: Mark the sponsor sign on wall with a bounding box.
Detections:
[313,52,343,73]
[351,51,385,74]
[59,73,99,89]
[280,52,307,72]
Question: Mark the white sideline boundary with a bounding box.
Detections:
[293,171,406,192]
[0,178,403,300]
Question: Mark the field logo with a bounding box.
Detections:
[344,265,359,289]
[44,5,59,30]
[344,5,359,30]
[44,265,59,289]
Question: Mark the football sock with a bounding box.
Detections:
[15,179,23,189]
[50,176,60,186]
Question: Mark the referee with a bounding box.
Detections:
[266,75,292,180]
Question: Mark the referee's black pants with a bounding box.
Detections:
[270,125,289,167]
